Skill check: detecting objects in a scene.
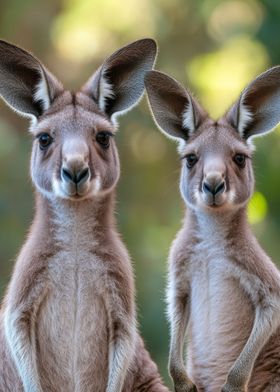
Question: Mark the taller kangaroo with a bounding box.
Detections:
[0,39,169,392]
[145,68,280,392]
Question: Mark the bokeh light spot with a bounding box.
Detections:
[51,0,155,62]
[248,191,268,225]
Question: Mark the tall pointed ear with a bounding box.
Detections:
[144,70,207,141]
[226,66,280,140]
[0,40,63,120]
[82,38,157,121]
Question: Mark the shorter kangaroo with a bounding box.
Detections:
[0,39,169,392]
[145,68,280,392]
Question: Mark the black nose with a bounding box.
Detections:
[61,167,89,185]
[203,179,225,196]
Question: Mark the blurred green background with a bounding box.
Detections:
[1,0,280,386]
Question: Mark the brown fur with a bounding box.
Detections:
[0,40,169,392]
[0,193,169,392]
[145,69,280,392]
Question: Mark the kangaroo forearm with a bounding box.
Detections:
[169,312,189,379]
[168,291,195,390]
[168,298,189,364]
[107,336,135,392]
[4,308,42,392]
[223,298,280,390]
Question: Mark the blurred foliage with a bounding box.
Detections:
[1,0,280,386]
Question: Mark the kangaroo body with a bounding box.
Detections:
[0,40,169,392]
[171,211,280,391]
[145,68,280,392]
[0,196,167,392]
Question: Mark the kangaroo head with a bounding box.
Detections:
[145,68,280,213]
[0,39,157,201]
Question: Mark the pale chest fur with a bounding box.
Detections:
[186,227,254,391]
[35,205,112,391]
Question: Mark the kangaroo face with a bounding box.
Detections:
[30,93,119,201]
[0,38,157,202]
[145,67,280,214]
[179,121,254,212]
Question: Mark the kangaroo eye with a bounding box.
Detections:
[233,154,246,167]
[38,133,53,150]
[96,131,113,149]
[185,154,198,169]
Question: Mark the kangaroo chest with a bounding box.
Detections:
[187,243,254,391]
[36,220,111,391]
[49,246,106,300]
[47,207,108,311]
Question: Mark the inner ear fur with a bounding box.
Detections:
[226,66,280,140]
[0,40,63,119]
[145,70,207,141]
[82,38,157,120]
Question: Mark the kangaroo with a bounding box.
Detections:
[0,39,170,392]
[145,68,280,392]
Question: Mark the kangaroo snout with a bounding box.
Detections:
[202,173,226,197]
[61,165,90,186]
[61,139,91,192]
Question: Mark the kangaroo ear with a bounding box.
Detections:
[145,70,207,141]
[82,38,157,121]
[0,40,63,120]
[226,66,280,140]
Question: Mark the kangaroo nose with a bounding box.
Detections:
[203,178,225,196]
[61,166,90,185]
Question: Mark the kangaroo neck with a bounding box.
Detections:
[31,191,117,246]
[187,205,251,245]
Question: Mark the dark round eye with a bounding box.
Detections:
[96,131,113,149]
[185,153,198,169]
[38,133,53,150]
[233,154,246,167]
